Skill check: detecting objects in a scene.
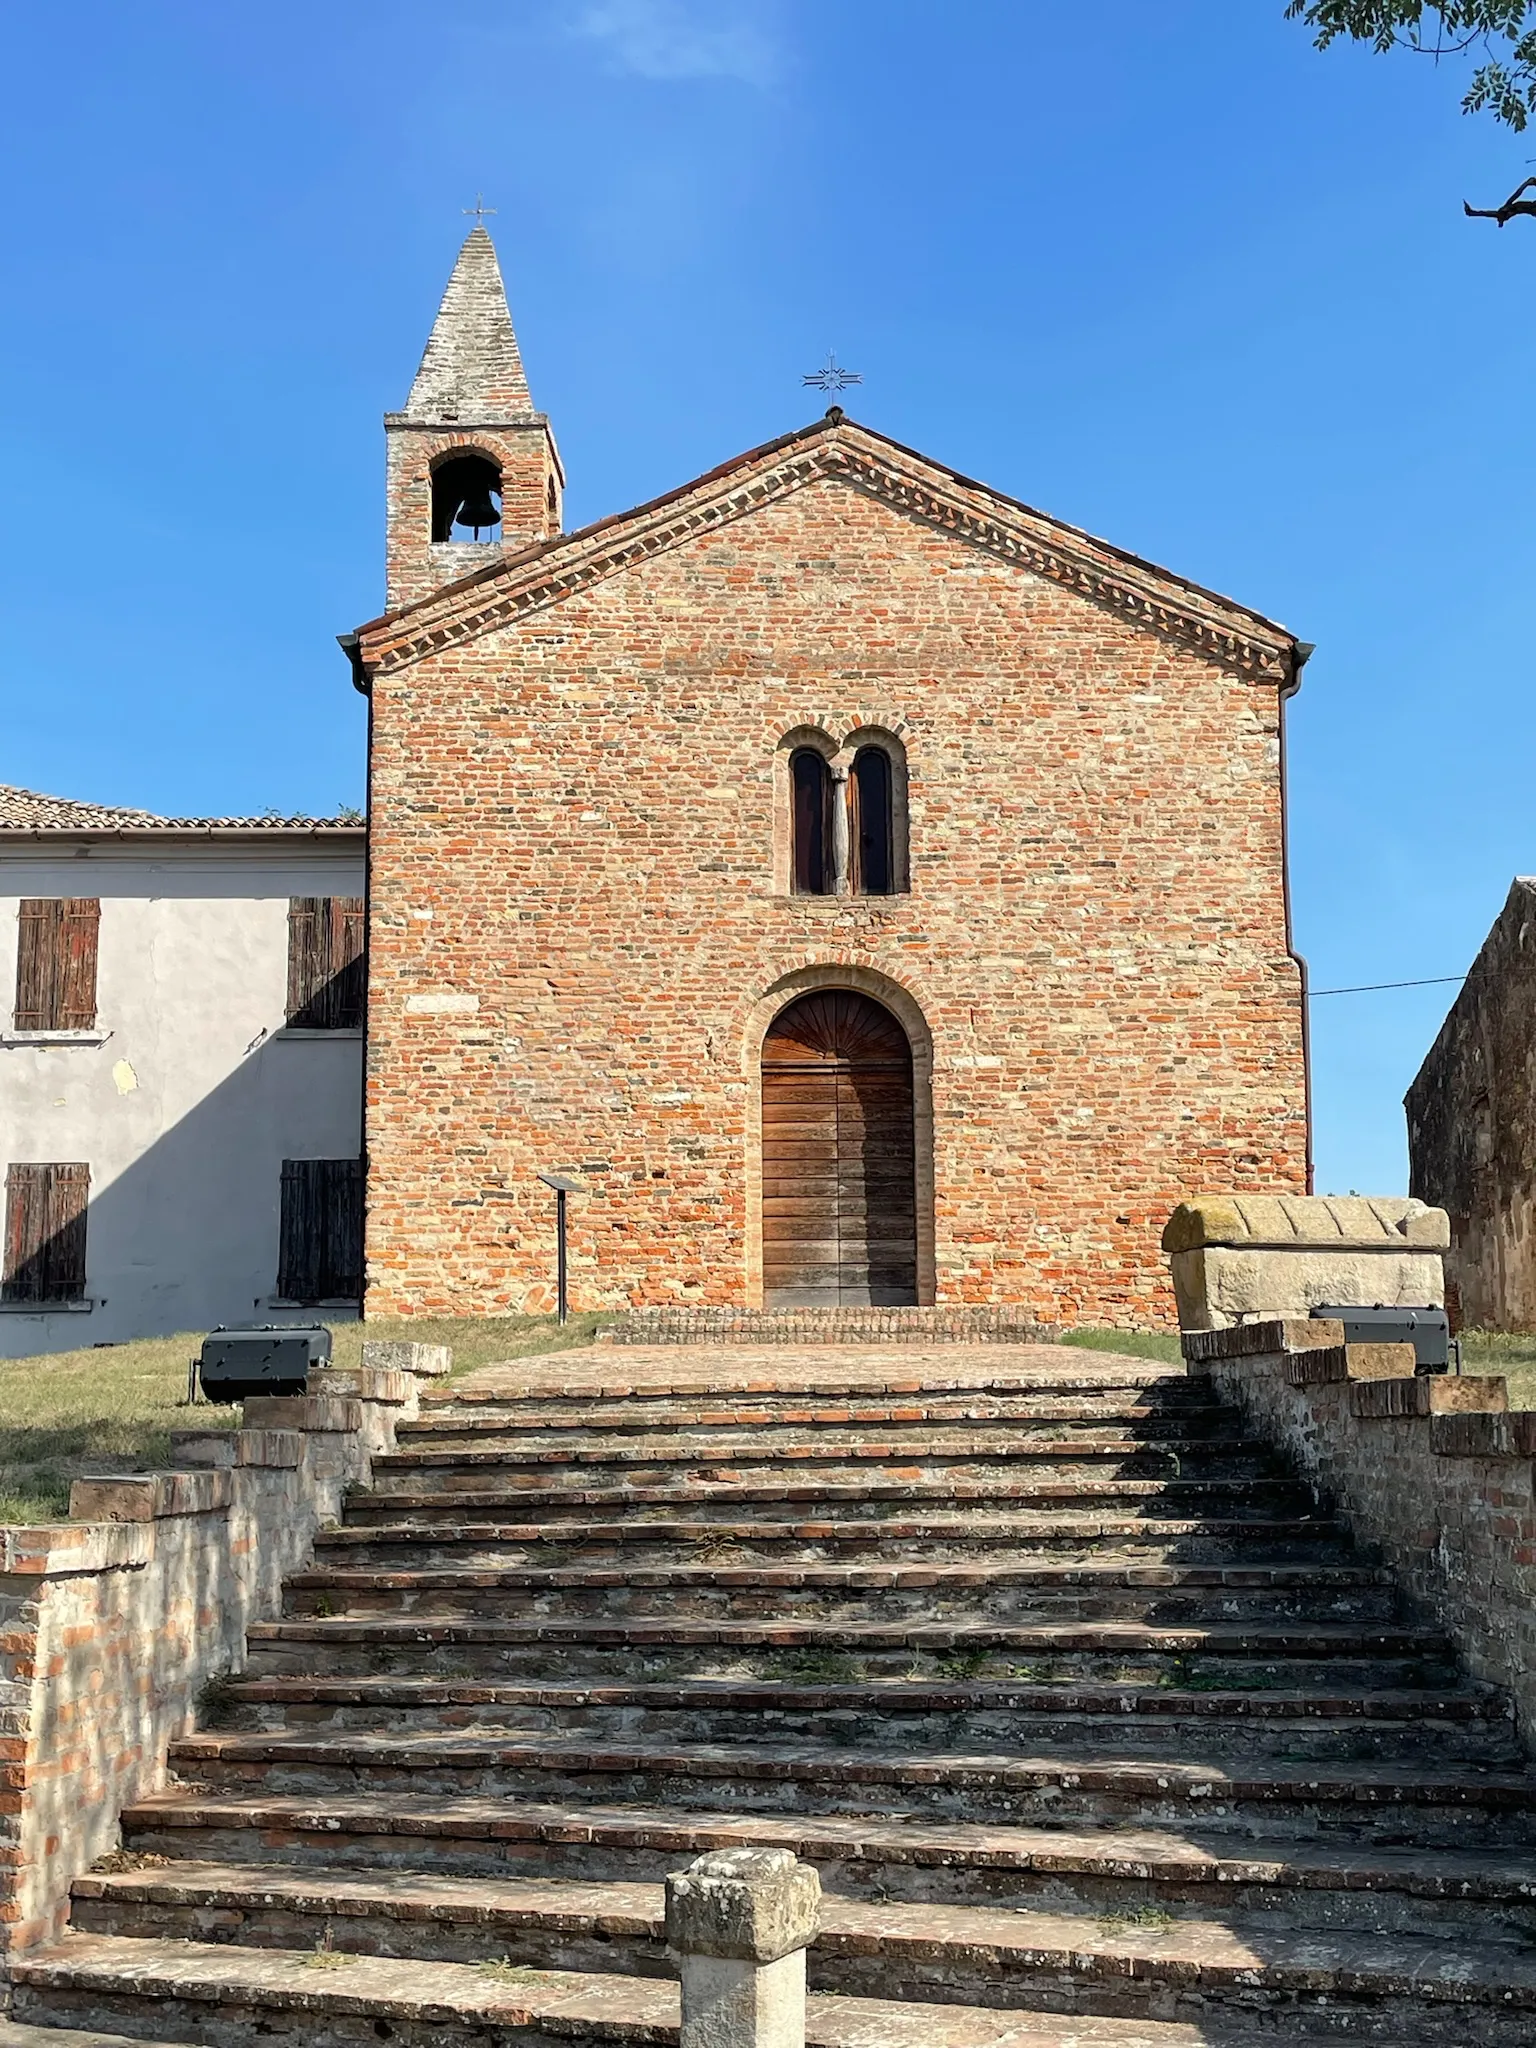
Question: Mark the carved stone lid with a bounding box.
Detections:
[1162,1195,1450,1255]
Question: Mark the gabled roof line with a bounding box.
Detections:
[355,414,1298,685]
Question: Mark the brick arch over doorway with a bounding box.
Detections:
[760,988,922,1308]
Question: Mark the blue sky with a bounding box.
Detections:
[1,0,1531,1198]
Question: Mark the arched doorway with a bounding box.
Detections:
[760,990,918,1308]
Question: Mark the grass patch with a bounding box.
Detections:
[0,1311,607,1524]
[1458,1329,1536,1409]
[1059,1328,1184,1365]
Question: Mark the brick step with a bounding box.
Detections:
[8,1936,1355,2048]
[68,1860,1536,2042]
[315,1513,1354,1570]
[400,1402,1240,1443]
[165,1728,1536,1845]
[419,1372,1193,1404]
[216,1676,1516,1763]
[372,1433,1273,1479]
[361,1474,1314,1514]
[116,1791,1536,1939]
[239,1613,1452,1690]
[278,1562,1400,1627]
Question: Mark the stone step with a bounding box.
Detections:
[68,1860,1536,2040]
[403,1414,1235,1450]
[216,1675,1516,1763]
[0,2026,199,2048]
[114,1791,1536,1937]
[314,1512,1355,1570]
[7,1935,1358,2048]
[355,1475,1317,1516]
[404,1393,1236,1438]
[372,1433,1273,1482]
[278,1559,1400,1628]
[239,1613,1452,1690]
[164,1728,1536,1844]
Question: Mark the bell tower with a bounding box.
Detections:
[384,226,564,611]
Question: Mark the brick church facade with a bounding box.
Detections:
[351,228,1309,1326]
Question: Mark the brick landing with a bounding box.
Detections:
[456,1341,1152,1402]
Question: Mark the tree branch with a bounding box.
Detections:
[1465,173,1536,218]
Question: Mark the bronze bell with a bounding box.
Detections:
[453,487,501,535]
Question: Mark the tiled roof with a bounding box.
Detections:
[0,785,362,831]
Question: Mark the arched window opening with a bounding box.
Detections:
[790,748,833,896]
[431,453,503,543]
[850,746,894,897]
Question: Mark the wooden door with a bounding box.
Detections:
[761,991,918,1307]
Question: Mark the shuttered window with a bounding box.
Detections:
[2,1163,90,1303]
[286,898,365,1029]
[278,1158,364,1302]
[14,900,100,1031]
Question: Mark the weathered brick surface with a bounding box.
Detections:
[362,416,1307,1328]
[0,1370,432,1954]
[1191,1324,1536,1743]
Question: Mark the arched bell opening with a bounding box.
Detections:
[760,989,920,1307]
[430,452,504,543]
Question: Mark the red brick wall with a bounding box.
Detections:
[384,421,561,612]
[364,465,1306,1327]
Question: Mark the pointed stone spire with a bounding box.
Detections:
[402,226,535,423]
[384,226,564,610]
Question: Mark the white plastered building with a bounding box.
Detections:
[0,786,366,1358]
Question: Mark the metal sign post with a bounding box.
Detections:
[536,1173,585,1325]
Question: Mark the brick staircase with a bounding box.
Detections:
[10,1342,1536,2046]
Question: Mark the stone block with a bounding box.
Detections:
[666,1846,820,1965]
[1283,1343,1415,1388]
[307,1367,412,1406]
[1351,1375,1509,1420]
[68,1470,232,1523]
[1163,1194,1448,1331]
[241,1396,363,1434]
[667,1848,819,2048]
[0,1523,152,1576]
[1432,1410,1536,1460]
[361,1342,453,1378]
[1182,1319,1343,1367]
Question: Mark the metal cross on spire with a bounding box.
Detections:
[802,349,862,394]
[463,193,498,227]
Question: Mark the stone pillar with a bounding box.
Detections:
[829,761,852,897]
[665,1846,820,2048]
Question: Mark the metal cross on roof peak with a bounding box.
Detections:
[463,193,497,227]
[802,349,862,394]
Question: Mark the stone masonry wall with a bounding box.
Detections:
[1407,876,1536,1331]
[1190,1319,1536,1746]
[365,464,1307,1328]
[0,1349,444,1956]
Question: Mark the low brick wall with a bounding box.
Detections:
[1187,1318,1536,1743]
[0,1344,449,1956]
[600,1307,1059,1346]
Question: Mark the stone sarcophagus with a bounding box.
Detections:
[1162,1195,1450,1332]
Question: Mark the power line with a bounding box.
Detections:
[1310,974,1466,997]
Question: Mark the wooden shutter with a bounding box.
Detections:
[279,1157,363,1301]
[286,901,325,1026]
[43,1163,89,1298]
[2,1162,88,1302]
[57,900,100,1029]
[327,898,366,1030]
[13,903,55,1030]
[321,1157,364,1300]
[14,901,100,1030]
[287,898,364,1028]
[279,1159,321,1300]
